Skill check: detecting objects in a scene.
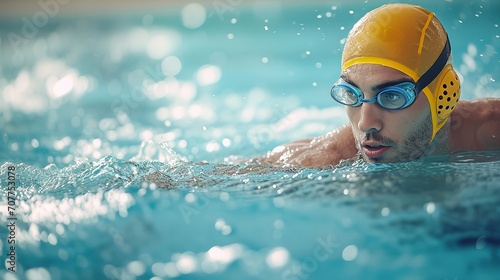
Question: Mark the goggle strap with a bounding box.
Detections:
[415,35,451,94]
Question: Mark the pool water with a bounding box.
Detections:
[1,0,500,279]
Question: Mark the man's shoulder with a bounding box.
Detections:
[450,98,500,151]
[453,98,500,122]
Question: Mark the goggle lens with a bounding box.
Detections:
[331,85,359,106]
[330,80,416,110]
[377,90,407,109]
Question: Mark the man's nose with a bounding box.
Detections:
[357,102,383,133]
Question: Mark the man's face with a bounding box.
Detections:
[342,64,433,163]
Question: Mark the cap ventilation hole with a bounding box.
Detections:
[436,68,461,121]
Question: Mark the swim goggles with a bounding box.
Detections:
[330,79,417,110]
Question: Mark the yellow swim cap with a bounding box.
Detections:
[341,4,461,142]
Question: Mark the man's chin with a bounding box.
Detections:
[362,155,391,164]
[360,151,423,164]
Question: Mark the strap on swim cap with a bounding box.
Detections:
[415,36,451,94]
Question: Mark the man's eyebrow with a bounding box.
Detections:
[339,75,359,88]
[372,79,414,91]
[340,75,414,91]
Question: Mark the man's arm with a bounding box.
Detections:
[450,98,500,152]
[255,124,358,167]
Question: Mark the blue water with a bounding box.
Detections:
[1,0,500,279]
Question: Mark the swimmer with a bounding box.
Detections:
[256,3,500,167]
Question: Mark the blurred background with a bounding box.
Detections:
[1,0,499,167]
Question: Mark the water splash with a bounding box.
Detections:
[131,140,188,165]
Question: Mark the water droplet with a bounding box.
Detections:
[425,202,436,214]
[342,245,358,261]
[266,247,290,268]
[176,253,197,274]
[31,138,39,148]
[381,207,390,217]
[185,193,196,203]
[182,3,206,29]
[161,56,182,76]
[127,260,146,276]
[222,138,231,147]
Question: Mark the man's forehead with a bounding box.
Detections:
[341,64,412,79]
[340,64,414,90]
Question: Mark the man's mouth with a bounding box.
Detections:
[362,142,390,159]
